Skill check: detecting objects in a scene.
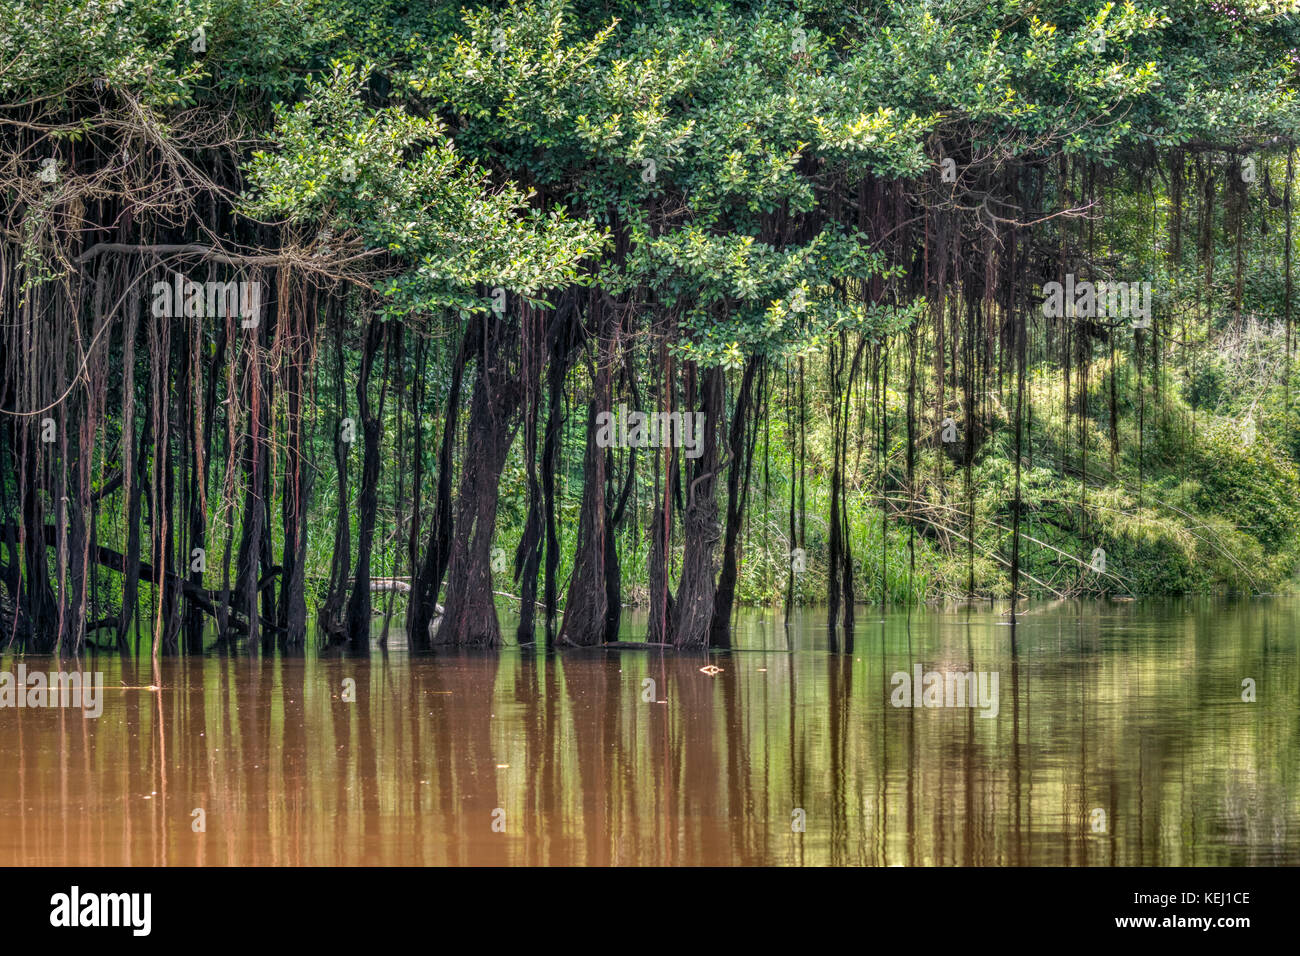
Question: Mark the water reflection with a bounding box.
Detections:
[1,597,1296,865]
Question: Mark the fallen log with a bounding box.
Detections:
[5,524,284,635]
[365,578,412,593]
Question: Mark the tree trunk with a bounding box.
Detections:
[408,317,474,648]
[710,356,759,647]
[436,315,521,647]
[344,314,386,646]
[672,364,723,649]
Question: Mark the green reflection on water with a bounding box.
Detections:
[1,596,1296,865]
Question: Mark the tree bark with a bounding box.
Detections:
[672,364,724,649]
[436,314,521,647]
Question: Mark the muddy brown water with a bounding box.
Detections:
[1,597,1296,865]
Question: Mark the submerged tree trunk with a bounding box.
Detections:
[279,282,316,648]
[557,399,608,646]
[436,314,522,647]
[513,302,546,646]
[541,299,583,648]
[672,363,724,649]
[559,294,617,646]
[321,305,352,639]
[710,356,760,647]
[344,314,387,647]
[408,318,474,649]
[647,346,678,645]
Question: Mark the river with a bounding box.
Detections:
[2,596,1296,865]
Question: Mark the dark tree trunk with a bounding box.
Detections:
[603,439,636,644]
[408,317,475,648]
[710,356,760,647]
[344,314,386,647]
[436,315,521,647]
[116,293,142,651]
[180,311,206,654]
[559,295,615,647]
[672,364,724,648]
[542,298,582,648]
[513,300,550,645]
[279,288,313,648]
[557,400,608,646]
[647,352,678,646]
[233,315,267,648]
[322,305,352,639]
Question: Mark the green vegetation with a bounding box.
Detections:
[2,0,1299,654]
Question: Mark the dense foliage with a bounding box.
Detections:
[2,0,1298,654]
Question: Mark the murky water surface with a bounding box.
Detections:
[2,597,1297,865]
